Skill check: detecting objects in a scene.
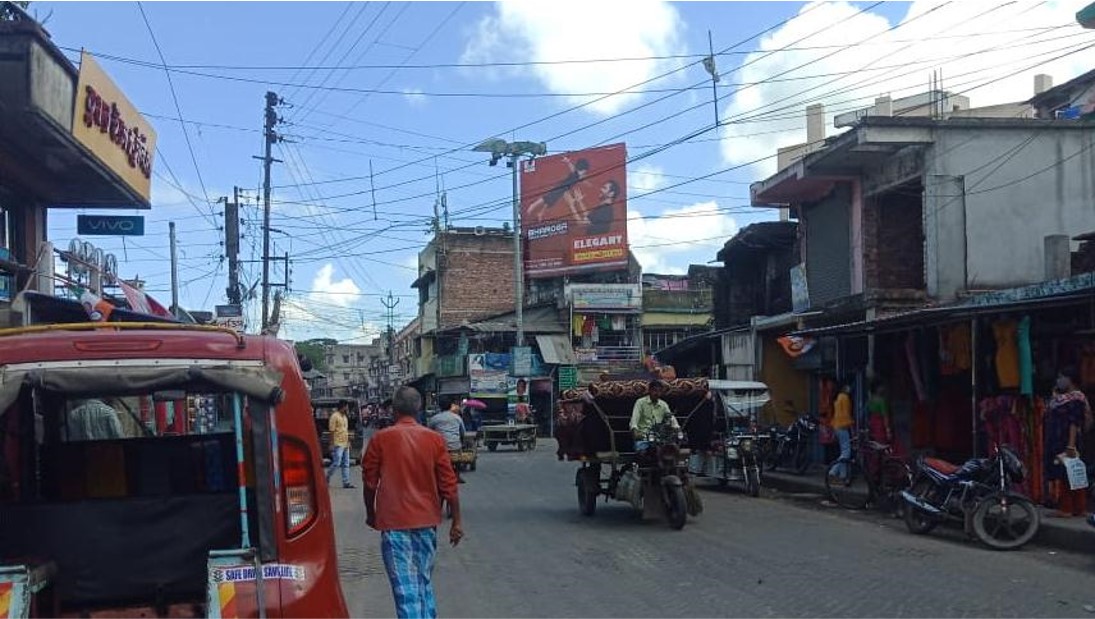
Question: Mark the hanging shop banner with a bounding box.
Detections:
[468,353,511,397]
[511,346,533,377]
[567,283,642,312]
[521,143,629,278]
[777,335,816,358]
[72,51,157,203]
[558,366,578,390]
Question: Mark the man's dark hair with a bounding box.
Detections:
[575,159,590,172]
[604,179,619,199]
[1061,366,1081,385]
[648,379,666,391]
[391,386,422,417]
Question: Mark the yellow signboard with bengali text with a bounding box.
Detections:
[71,51,156,203]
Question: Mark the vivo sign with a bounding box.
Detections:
[77,215,145,236]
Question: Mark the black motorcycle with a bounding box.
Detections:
[901,444,1040,550]
[763,413,819,475]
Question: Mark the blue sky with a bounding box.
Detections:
[35,1,1095,342]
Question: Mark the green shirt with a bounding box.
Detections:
[629,396,679,436]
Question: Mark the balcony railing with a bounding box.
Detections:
[575,345,643,365]
[642,289,713,312]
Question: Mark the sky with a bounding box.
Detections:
[33,0,1095,343]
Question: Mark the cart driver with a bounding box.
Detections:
[630,380,680,451]
[429,400,467,484]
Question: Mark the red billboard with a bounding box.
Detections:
[521,143,629,278]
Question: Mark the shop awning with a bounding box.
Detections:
[795,272,1095,337]
[535,334,577,365]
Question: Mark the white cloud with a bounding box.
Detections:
[461,1,687,115]
[628,163,667,194]
[402,88,427,107]
[628,201,738,274]
[720,0,1095,176]
[309,263,360,307]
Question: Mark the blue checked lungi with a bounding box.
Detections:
[381,527,438,619]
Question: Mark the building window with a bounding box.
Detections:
[343,372,350,381]
[343,355,350,364]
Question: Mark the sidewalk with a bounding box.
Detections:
[762,468,1095,554]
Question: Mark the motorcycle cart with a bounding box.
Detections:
[687,380,771,497]
[562,379,707,530]
[480,423,538,452]
[449,432,480,472]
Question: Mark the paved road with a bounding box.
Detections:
[331,445,1095,618]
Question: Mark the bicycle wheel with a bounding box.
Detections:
[826,460,871,510]
[875,458,912,513]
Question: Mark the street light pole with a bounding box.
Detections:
[472,138,547,350]
[509,153,524,346]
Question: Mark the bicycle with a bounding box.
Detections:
[825,429,911,511]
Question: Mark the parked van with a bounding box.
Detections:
[0,322,348,618]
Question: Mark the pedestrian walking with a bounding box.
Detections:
[1046,367,1090,518]
[363,386,464,619]
[827,384,855,483]
[325,405,354,489]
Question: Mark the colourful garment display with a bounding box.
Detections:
[1018,316,1033,396]
[993,320,1020,389]
[939,323,972,375]
[906,334,927,402]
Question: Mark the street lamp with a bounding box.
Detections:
[473,138,547,347]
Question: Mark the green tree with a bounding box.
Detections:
[295,338,336,372]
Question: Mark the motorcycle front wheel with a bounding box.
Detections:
[745,466,761,498]
[665,485,687,530]
[792,442,811,475]
[972,493,1040,550]
[903,479,938,535]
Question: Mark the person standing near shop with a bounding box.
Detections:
[363,386,463,619]
[1046,368,1090,518]
[827,384,855,482]
[326,405,354,489]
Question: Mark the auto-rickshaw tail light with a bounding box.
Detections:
[280,437,317,536]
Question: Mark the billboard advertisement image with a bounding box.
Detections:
[521,143,629,278]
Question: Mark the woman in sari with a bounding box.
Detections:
[1045,367,1089,517]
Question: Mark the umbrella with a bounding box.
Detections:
[463,399,487,410]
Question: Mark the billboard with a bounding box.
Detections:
[72,51,157,204]
[521,143,628,278]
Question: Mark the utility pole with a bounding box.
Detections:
[258,91,283,332]
[224,186,241,305]
[381,291,399,392]
[169,221,179,318]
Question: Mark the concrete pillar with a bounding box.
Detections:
[806,103,825,145]
[874,95,893,117]
[1045,234,1072,280]
[1035,74,1054,95]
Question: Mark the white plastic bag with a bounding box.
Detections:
[1062,456,1089,490]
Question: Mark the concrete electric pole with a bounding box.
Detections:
[258,91,282,332]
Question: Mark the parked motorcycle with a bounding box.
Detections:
[901,444,1040,550]
[764,413,819,475]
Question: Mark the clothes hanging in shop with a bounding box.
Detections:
[906,333,927,403]
[597,315,612,331]
[993,319,1021,389]
[611,315,626,331]
[572,315,585,337]
[939,323,972,375]
[581,316,596,337]
[1018,316,1033,397]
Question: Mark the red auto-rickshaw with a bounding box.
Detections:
[0,320,348,618]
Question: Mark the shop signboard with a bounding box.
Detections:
[77,214,145,236]
[521,143,629,278]
[790,263,810,313]
[567,283,642,312]
[511,346,533,377]
[214,304,245,333]
[468,353,511,397]
[72,52,157,204]
[559,366,578,390]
